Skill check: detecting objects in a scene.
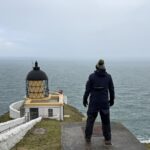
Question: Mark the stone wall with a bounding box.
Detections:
[0,117,42,150]
[9,100,24,118]
[0,117,25,133]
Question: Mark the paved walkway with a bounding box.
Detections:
[61,122,146,150]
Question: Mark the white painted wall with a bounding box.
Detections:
[60,106,64,120]
[64,96,68,104]
[0,117,25,133]
[9,100,24,119]
[0,117,42,150]
[25,106,64,120]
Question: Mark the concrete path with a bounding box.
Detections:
[61,122,146,150]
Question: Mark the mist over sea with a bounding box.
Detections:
[0,58,150,142]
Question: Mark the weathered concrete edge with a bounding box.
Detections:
[61,122,147,150]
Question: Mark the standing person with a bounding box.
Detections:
[83,59,115,145]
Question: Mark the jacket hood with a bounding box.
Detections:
[95,69,107,77]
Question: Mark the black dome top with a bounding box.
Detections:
[26,61,48,80]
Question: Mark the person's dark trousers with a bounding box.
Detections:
[85,109,111,141]
[85,111,97,139]
[100,109,111,141]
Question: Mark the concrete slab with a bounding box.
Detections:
[61,122,146,150]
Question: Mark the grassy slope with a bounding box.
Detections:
[0,112,12,123]
[11,104,84,150]
[146,144,150,150]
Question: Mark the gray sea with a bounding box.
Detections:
[0,58,150,143]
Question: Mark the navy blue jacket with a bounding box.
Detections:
[83,69,115,112]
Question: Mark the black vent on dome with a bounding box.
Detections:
[26,61,48,81]
[34,61,40,70]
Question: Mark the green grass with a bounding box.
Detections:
[11,104,84,150]
[12,119,61,150]
[0,112,12,123]
[63,104,84,122]
[145,144,150,150]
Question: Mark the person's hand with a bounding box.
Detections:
[83,99,88,107]
[109,100,114,106]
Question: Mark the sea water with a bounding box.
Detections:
[0,58,150,143]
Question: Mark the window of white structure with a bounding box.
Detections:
[48,109,53,117]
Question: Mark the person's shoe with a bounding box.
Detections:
[104,140,112,145]
[85,137,91,143]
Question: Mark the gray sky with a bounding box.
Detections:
[0,0,150,60]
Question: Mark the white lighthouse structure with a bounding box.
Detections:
[9,61,66,120]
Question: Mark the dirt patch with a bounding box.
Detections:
[32,128,47,135]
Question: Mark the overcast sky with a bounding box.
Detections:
[0,0,150,60]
